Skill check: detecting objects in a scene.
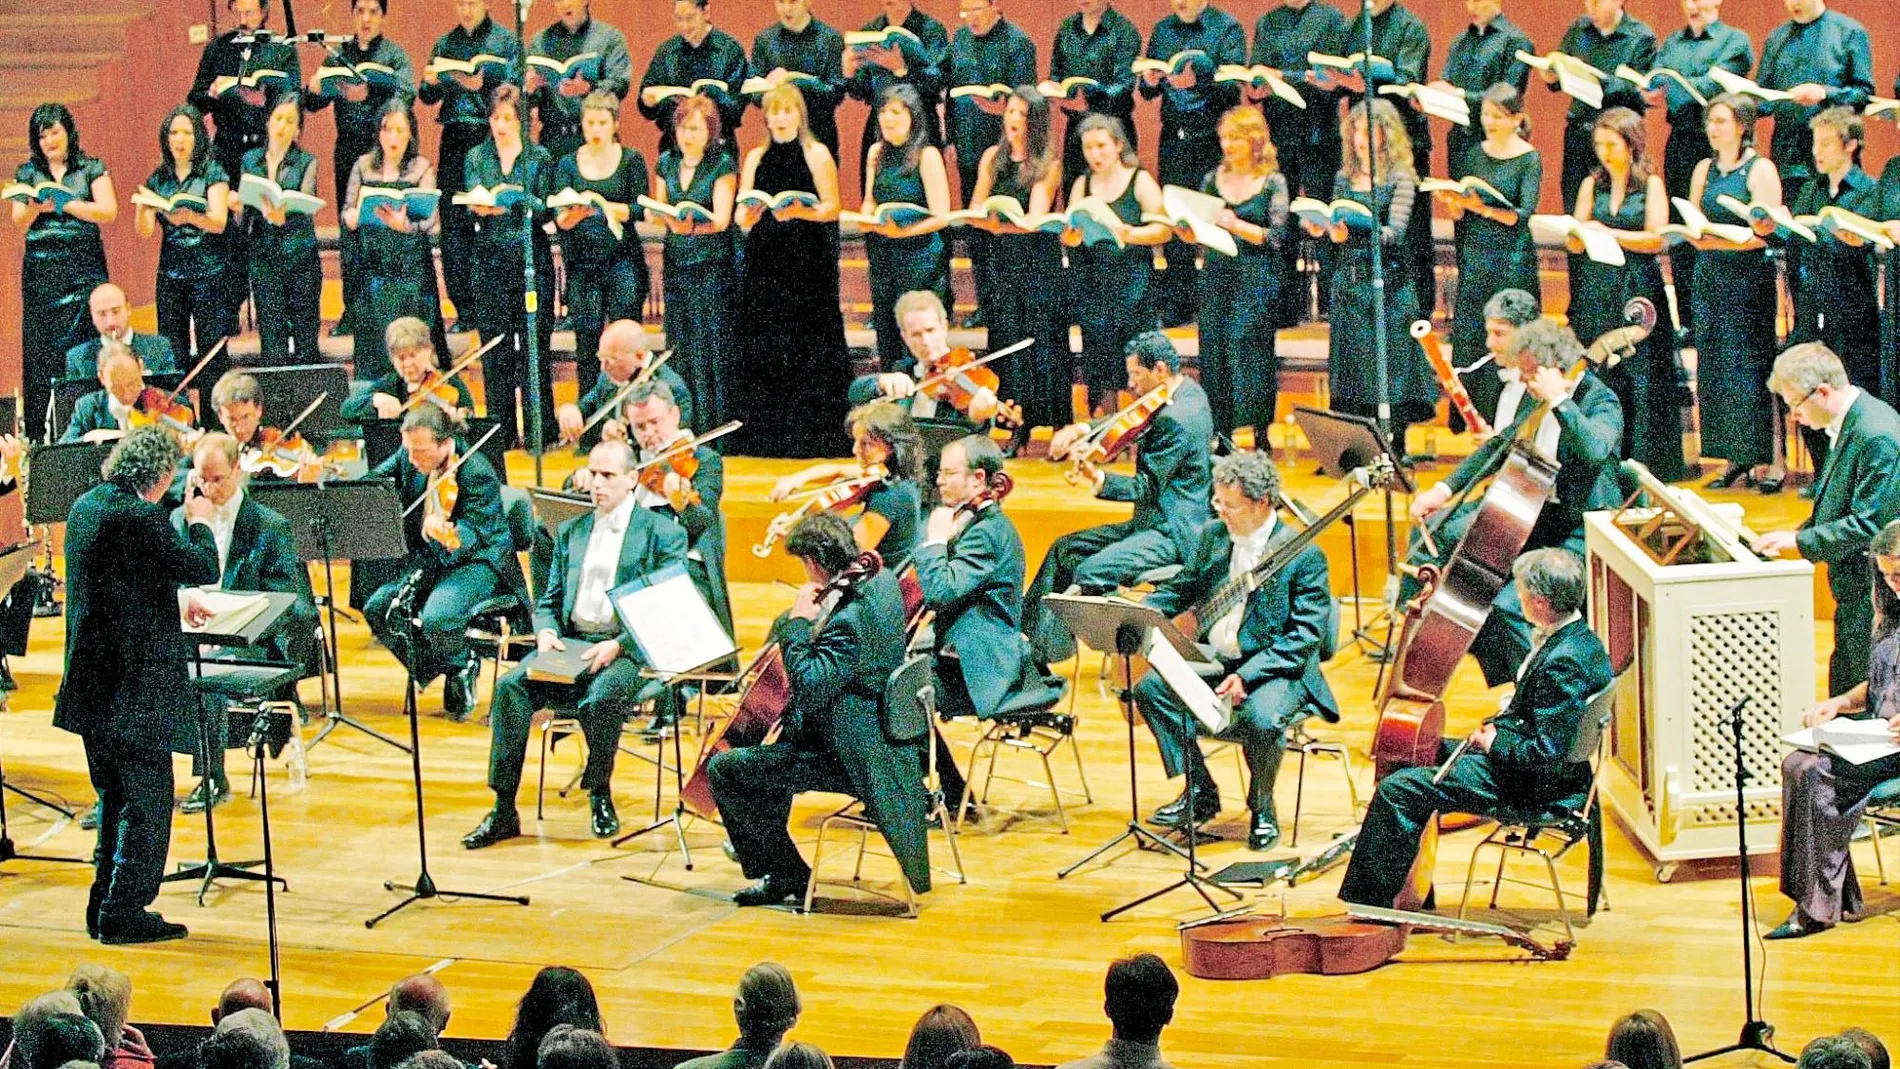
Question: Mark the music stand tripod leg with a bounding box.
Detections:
[0,754,88,867]
[164,690,287,905]
[307,520,410,755]
[615,677,714,873]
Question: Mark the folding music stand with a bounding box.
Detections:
[247,480,408,751]
[1046,595,1240,921]
[242,364,352,446]
[1294,406,1407,660]
[24,442,111,526]
[166,591,301,903]
[0,538,85,872]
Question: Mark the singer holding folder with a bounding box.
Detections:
[1130,450,1336,852]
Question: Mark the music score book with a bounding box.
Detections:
[611,564,737,680]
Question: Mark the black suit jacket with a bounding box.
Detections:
[1148,519,1340,720]
[1442,371,1624,552]
[55,482,220,753]
[64,332,180,379]
[1098,377,1215,563]
[1798,391,1900,605]
[1488,617,1614,807]
[573,365,694,450]
[372,445,516,588]
[171,496,319,666]
[645,444,733,637]
[537,503,689,654]
[61,390,123,443]
[912,502,1035,718]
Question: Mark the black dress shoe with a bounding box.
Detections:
[461,808,521,850]
[1706,463,1749,490]
[0,659,17,691]
[1147,785,1220,829]
[1247,811,1282,852]
[180,780,231,814]
[589,792,620,838]
[77,802,100,831]
[732,874,804,907]
[98,911,189,945]
[442,656,480,721]
[1764,910,1833,940]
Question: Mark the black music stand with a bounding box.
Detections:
[24,442,111,526]
[613,667,734,871]
[1294,406,1407,660]
[242,364,352,446]
[529,488,592,532]
[247,480,408,751]
[166,591,301,903]
[1047,595,1240,920]
[244,702,294,1018]
[0,535,85,871]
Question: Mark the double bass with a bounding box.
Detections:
[679,550,885,818]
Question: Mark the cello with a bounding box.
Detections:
[679,550,885,819]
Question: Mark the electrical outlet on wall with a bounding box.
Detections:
[189,24,210,44]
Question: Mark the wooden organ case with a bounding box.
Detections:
[1583,463,1814,879]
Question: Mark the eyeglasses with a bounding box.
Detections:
[1783,384,1822,411]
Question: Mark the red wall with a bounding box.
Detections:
[5,0,1898,395]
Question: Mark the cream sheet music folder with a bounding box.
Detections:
[179,588,270,636]
[1783,719,1900,765]
[1142,629,1233,735]
[610,564,737,680]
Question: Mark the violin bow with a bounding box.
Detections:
[911,336,1033,394]
[577,350,675,438]
[628,420,743,475]
[401,422,502,518]
[272,391,330,441]
[158,337,229,412]
[401,335,502,413]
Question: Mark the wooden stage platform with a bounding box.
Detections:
[1,445,1895,1069]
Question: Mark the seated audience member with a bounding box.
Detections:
[945,1051,1014,1069]
[1056,955,1181,1069]
[198,1010,288,1069]
[1605,1011,1681,1069]
[1798,1037,1874,1069]
[762,1046,830,1069]
[9,994,104,1069]
[1840,1031,1889,1069]
[534,1028,616,1069]
[65,967,150,1069]
[900,1007,980,1069]
[500,970,603,1069]
[368,1014,438,1069]
[676,964,801,1069]
[394,1056,462,1069]
[387,975,452,1038]
[152,982,273,1069]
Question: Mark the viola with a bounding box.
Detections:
[679,550,884,818]
[1051,380,1175,485]
[752,465,888,558]
[1413,319,1491,439]
[575,349,676,443]
[915,337,1031,427]
[631,421,743,509]
[400,336,501,416]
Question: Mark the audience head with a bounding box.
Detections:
[847,400,923,483]
[395,1054,464,1069]
[762,1042,831,1069]
[1512,547,1586,624]
[1102,954,1178,1046]
[88,283,131,341]
[785,511,859,584]
[900,1006,979,1069]
[28,1017,105,1069]
[389,973,452,1036]
[1767,343,1852,432]
[203,1009,289,1069]
[1605,1010,1682,1069]
[535,1026,617,1069]
[732,963,800,1043]
[1509,318,1586,374]
[212,980,274,1025]
[104,426,185,501]
[1798,1037,1874,1069]
[944,1048,1014,1069]
[1591,107,1652,185]
[1210,450,1280,539]
[65,965,133,1050]
[369,1012,438,1069]
[1125,332,1179,393]
[13,993,96,1069]
[504,968,603,1069]
[1840,1030,1889,1069]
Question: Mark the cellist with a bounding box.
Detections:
[1339,547,1612,907]
[1022,331,1213,668]
[1404,318,1624,686]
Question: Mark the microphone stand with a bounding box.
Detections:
[1685,696,1794,1064]
[1357,0,1402,666]
[515,0,546,487]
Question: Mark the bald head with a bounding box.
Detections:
[596,320,651,383]
[89,283,131,341]
[214,979,273,1024]
[388,974,451,1035]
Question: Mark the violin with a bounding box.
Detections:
[752,464,889,557]
[1050,380,1175,485]
[128,337,225,436]
[951,468,1014,525]
[914,337,1031,427]
[631,421,742,509]
[1413,319,1491,439]
[237,392,352,481]
[399,424,501,554]
[575,349,676,444]
[400,336,501,417]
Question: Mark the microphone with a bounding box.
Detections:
[302,31,351,45]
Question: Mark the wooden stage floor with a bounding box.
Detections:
[1,448,1895,1069]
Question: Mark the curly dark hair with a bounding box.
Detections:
[848,401,924,485]
[785,511,858,578]
[102,426,184,495]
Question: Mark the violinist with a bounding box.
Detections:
[555,320,694,454]
[1339,548,1612,908]
[915,434,1058,809]
[463,440,688,849]
[63,283,179,380]
[708,511,930,908]
[1022,332,1212,667]
[768,401,923,559]
[623,380,734,670]
[170,432,317,814]
[1131,451,1337,852]
[340,317,476,426]
[1405,319,1623,686]
[362,404,514,720]
[847,289,1000,430]
[208,371,271,462]
[63,344,195,444]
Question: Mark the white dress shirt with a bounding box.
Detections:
[206,489,244,581]
[1824,386,1860,443]
[106,394,134,431]
[1208,515,1277,662]
[570,498,635,632]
